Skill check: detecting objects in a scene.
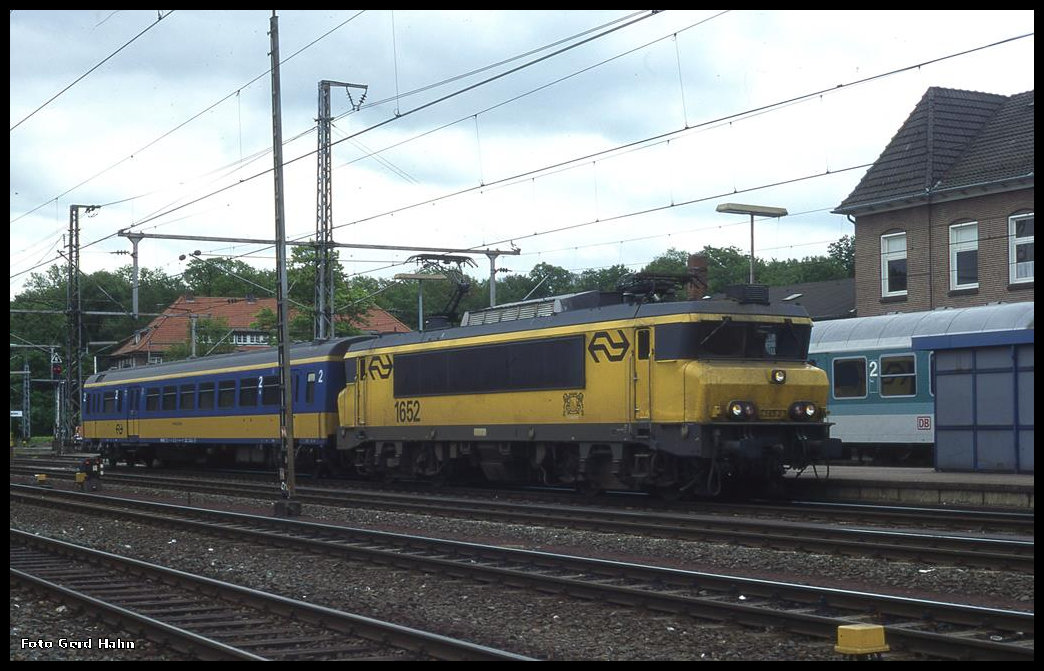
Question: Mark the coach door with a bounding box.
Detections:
[633,328,651,421]
[125,386,141,438]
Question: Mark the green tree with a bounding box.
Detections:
[576,264,632,292]
[182,256,274,298]
[828,235,855,276]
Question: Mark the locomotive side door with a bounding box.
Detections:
[354,356,366,427]
[633,328,652,421]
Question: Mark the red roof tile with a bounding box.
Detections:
[112,295,409,356]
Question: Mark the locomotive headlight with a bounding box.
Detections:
[771,369,786,384]
[728,401,756,420]
[789,401,818,420]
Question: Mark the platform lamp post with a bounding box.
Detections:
[394,273,447,332]
[715,203,788,284]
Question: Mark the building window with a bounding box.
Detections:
[1009,213,1034,283]
[880,232,907,297]
[949,222,978,290]
[233,332,269,345]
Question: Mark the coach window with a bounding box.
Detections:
[239,376,258,407]
[1008,212,1034,284]
[218,380,236,408]
[261,375,280,406]
[179,383,196,410]
[162,385,177,411]
[145,388,160,411]
[949,221,979,290]
[880,354,916,397]
[198,382,215,410]
[880,232,907,297]
[103,391,116,413]
[306,372,317,404]
[832,357,867,398]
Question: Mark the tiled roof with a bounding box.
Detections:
[708,278,855,321]
[766,278,855,321]
[112,295,409,356]
[834,88,1034,214]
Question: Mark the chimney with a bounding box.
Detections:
[687,254,709,299]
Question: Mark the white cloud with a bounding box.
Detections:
[10,10,1034,300]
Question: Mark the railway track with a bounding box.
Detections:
[10,470,1033,572]
[11,486,1033,661]
[10,528,533,661]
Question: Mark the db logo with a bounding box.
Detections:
[917,416,932,430]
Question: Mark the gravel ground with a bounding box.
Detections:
[9,484,1034,662]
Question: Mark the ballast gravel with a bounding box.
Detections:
[9,484,1033,662]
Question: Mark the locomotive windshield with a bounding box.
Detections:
[656,318,810,361]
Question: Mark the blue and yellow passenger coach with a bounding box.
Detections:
[337,288,841,498]
[81,337,371,469]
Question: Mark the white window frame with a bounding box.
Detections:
[880,232,907,298]
[1009,213,1034,284]
[949,221,979,290]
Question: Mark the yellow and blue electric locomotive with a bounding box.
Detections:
[336,285,840,498]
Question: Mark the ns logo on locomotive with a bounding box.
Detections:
[82,279,841,500]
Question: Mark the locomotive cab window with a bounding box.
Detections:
[656,320,809,361]
[880,354,916,397]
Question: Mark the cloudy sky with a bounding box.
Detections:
[9,10,1034,301]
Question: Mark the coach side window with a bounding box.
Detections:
[179,384,196,410]
[880,232,907,298]
[239,376,258,407]
[261,375,280,406]
[198,382,215,410]
[218,380,236,408]
[880,354,916,397]
[145,388,160,411]
[832,358,867,398]
[306,372,317,404]
[162,386,177,411]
